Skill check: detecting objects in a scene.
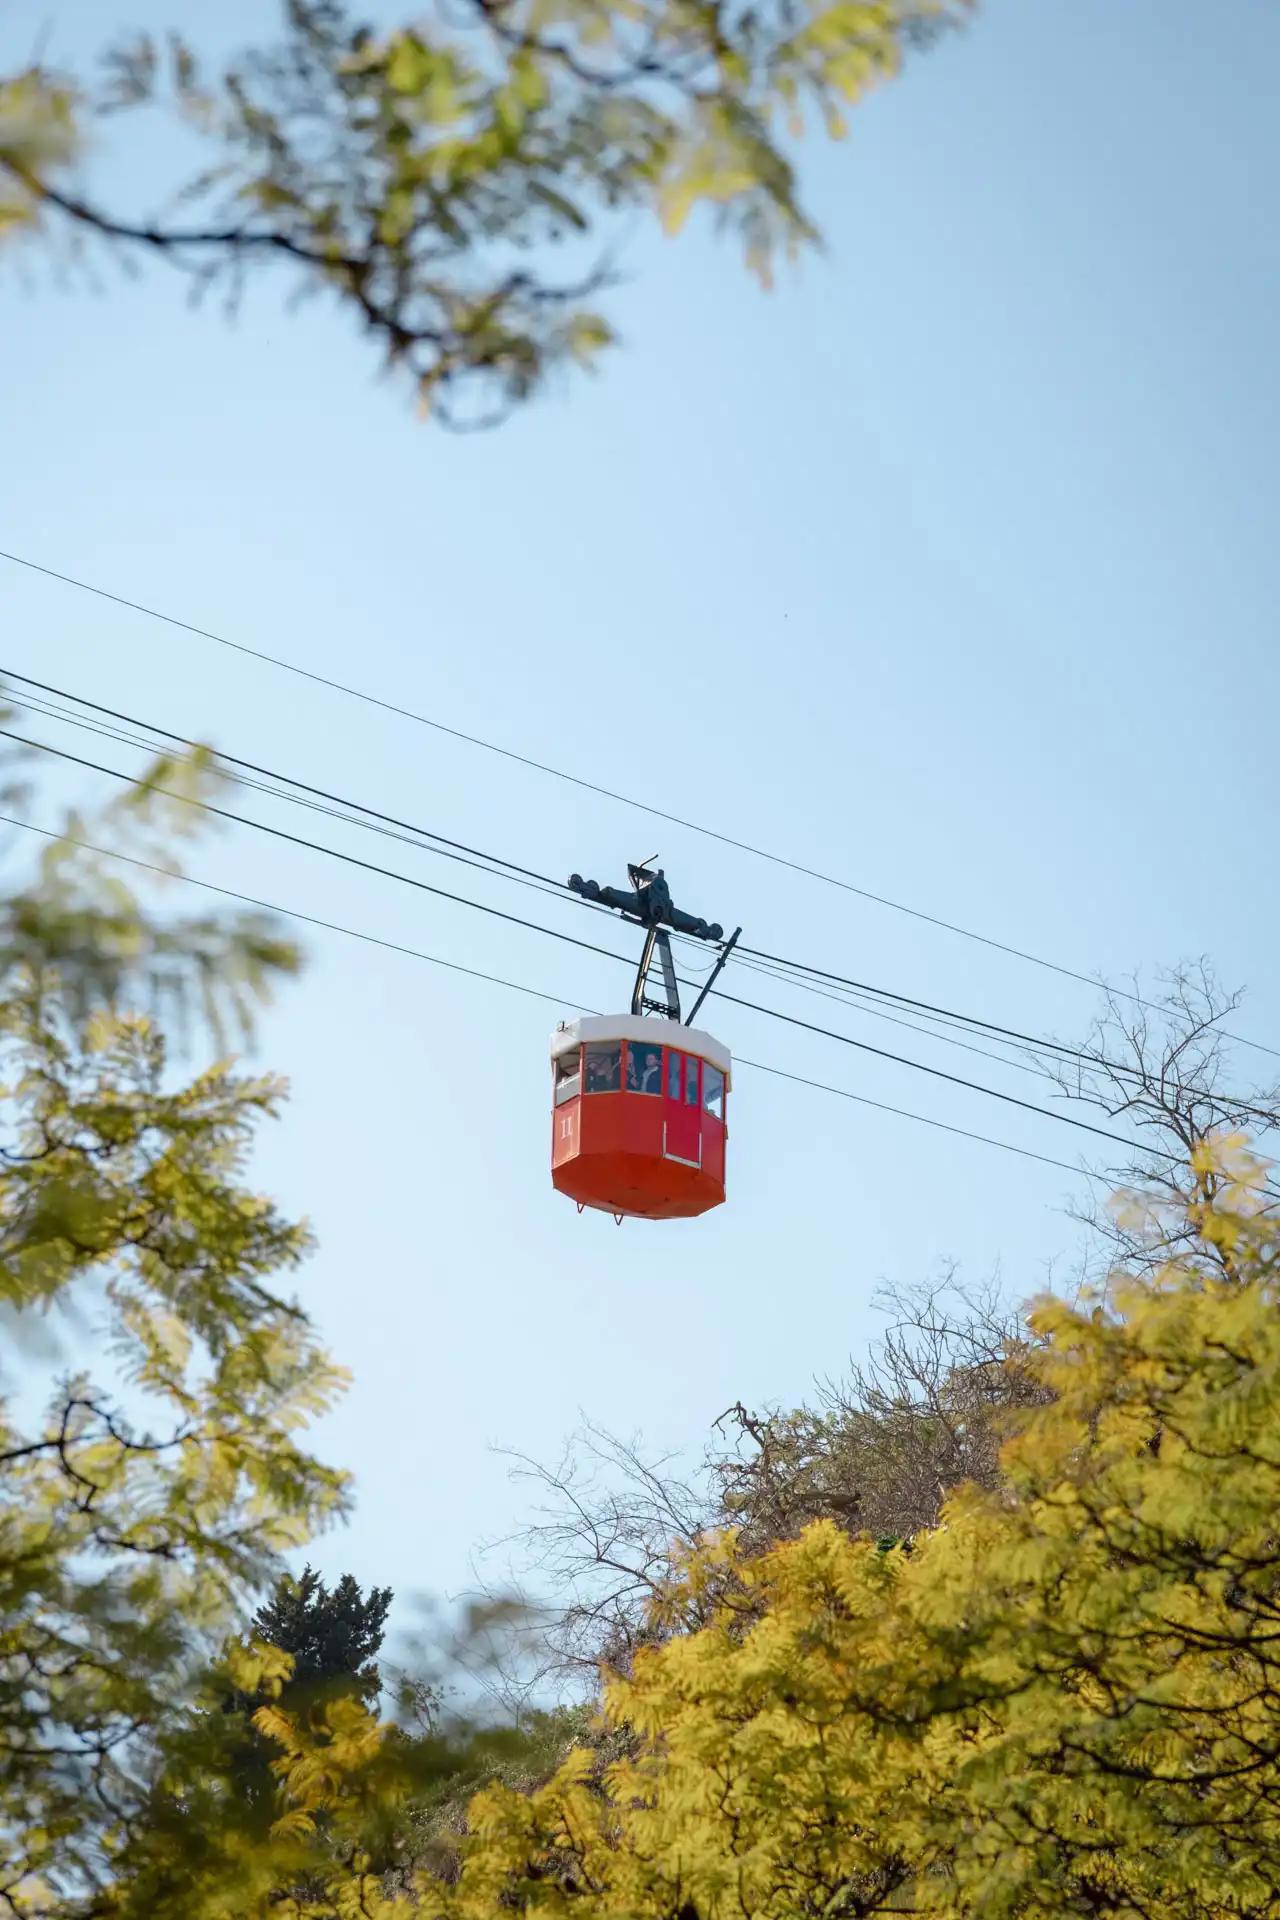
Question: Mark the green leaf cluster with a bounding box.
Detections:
[0,752,345,1912]
[0,740,587,1917]
[1,0,972,422]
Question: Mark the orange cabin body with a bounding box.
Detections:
[550,1015,731,1221]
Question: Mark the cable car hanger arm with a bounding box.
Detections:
[568,860,731,1025]
[685,927,741,1028]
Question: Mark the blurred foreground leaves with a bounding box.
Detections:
[0,742,346,1909]
[0,735,597,1915]
[0,0,972,424]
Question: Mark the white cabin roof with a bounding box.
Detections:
[550,1014,731,1084]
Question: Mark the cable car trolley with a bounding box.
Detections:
[550,860,740,1222]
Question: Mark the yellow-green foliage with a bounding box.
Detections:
[0,757,350,1912]
[454,1138,1280,1920]
[0,70,78,234]
[1,1,972,419]
[0,750,602,1919]
[116,1136,1272,1920]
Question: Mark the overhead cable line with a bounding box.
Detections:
[10,670,1083,1065]
[19,688,1074,1089]
[0,809,1107,1185]
[706,983,1184,1163]
[15,689,606,925]
[727,950,1071,1086]
[730,943,1280,1128]
[726,953,1280,1143]
[4,670,588,909]
[0,725,1186,1168]
[4,548,1275,1060]
[11,670,1268,1123]
[0,725,645,975]
[733,946,1060,1057]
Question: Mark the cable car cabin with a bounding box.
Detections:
[551,1016,730,1221]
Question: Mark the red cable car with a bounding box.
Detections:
[551,1015,732,1220]
[550,861,740,1223]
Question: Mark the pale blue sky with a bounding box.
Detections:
[3,1,1278,1640]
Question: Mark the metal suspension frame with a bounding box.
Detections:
[567,858,741,1028]
[632,924,682,1020]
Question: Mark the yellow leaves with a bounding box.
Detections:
[82,1005,143,1056]
[267,1807,316,1845]
[1190,1128,1254,1182]
[377,186,415,247]
[0,71,80,241]
[261,1691,394,1819]
[7,737,300,1040]
[254,1700,300,1751]
[450,1186,1280,1920]
[765,0,907,147]
[510,55,550,113]
[0,190,34,237]
[653,94,816,288]
[226,1636,294,1699]
[245,177,302,215]
[2,1875,56,1917]
[385,33,435,96]
[378,29,470,132]
[117,744,217,819]
[658,145,761,237]
[136,1306,194,1384]
[0,775,349,1904]
[460,1524,941,1920]
[325,1881,405,1920]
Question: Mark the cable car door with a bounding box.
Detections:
[664,1049,702,1167]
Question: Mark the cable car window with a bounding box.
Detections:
[685,1054,700,1106]
[667,1049,682,1100]
[703,1064,725,1121]
[554,1050,581,1106]
[584,1043,621,1094]
[627,1041,663,1096]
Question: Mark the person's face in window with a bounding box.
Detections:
[627,1043,662,1094]
[585,1044,621,1093]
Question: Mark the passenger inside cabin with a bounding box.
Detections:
[584,1043,621,1093]
[627,1041,663,1095]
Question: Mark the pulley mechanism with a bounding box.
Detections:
[568,860,738,1024]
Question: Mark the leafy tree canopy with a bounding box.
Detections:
[0,743,348,1911]
[0,735,585,1917]
[0,0,971,424]
[456,1137,1280,1920]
